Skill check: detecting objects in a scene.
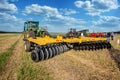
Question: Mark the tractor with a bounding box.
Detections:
[23,21,112,62]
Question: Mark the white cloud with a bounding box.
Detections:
[92,16,120,31]
[23,4,59,17]
[0,0,21,32]
[23,4,78,22]
[0,0,18,13]
[93,16,120,26]
[60,8,77,15]
[75,1,91,8]
[75,0,119,16]
[0,12,17,22]
[0,12,24,32]
[23,4,86,32]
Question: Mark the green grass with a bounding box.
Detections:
[0,39,19,72]
[17,51,53,80]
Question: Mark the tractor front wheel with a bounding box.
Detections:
[25,41,31,52]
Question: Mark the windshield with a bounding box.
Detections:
[30,22,39,27]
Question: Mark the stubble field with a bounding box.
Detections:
[0,33,120,80]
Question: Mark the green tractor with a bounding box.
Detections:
[23,21,50,39]
[23,21,49,52]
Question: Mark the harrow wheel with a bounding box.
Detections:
[51,47,56,57]
[63,45,68,51]
[48,47,53,58]
[43,47,49,60]
[54,46,58,55]
[55,44,59,54]
[59,46,63,53]
[31,48,44,62]
[56,45,60,54]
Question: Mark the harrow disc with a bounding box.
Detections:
[63,45,68,51]
[62,45,66,52]
[51,47,56,57]
[42,47,49,60]
[31,48,44,62]
[60,45,63,53]
[103,42,107,49]
[48,47,53,58]
[57,46,61,54]
[56,46,60,55]
[53,45,58,55]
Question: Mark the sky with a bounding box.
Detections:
[0,0,120,32]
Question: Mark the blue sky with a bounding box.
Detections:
[0,0,120,32]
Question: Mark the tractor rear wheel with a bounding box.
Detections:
[25,41,31,52]
[29,30,36,39]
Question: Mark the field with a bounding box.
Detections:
[0,33,120,80]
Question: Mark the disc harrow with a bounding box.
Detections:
[29,36,112,62]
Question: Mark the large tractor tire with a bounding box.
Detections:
[23,31,27,41]
[25,41,31,52]
[29,30,36,39]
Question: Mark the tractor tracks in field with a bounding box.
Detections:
[0,36,20,53]
[109,48,120,69]
[0,36,23,80]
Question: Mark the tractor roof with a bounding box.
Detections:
[26,21,39,23]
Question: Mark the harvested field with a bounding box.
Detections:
[0,34,120,80]
[0,34,21,53]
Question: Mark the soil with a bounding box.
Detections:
[0,37,23,80]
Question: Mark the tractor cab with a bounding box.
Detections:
[24,21,39,33]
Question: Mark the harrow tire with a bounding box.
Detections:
[65,45,69,51]
[51,47,55,57]
[48,48,52,58]
[63,45,67,51]
[58,46,62,53]
[29,30,36,39]
[57,46,60,54]
[62,45,65,52]
[31,49,44,62]
[39,49,44,61]
[54,46,58,55]
[60,45,64,53]
[43,48,49,60]
[55,46,59,55]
